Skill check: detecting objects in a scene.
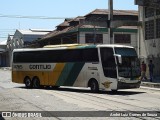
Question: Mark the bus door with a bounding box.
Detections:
[100,48,118,89]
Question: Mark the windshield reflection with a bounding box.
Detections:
[115,47,141,79]
[117,57,141,78]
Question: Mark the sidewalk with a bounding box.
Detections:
[141,77,160,88]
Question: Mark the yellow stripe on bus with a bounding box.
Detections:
[48,63,66,86]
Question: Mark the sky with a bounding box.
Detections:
[0,0,138,42]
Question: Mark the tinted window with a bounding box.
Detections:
[13,48,99,63]
[114,34,131,43]
[85,34,103,43]
[83,49,99,62]
[115,48,137,57]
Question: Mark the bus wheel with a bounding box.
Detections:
[52,86,60,89]
[90,80,99,93]
[24,77,32,88]
[111,90,117,93]
[32,77,40,89]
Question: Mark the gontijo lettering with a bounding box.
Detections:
[29,65,51,70]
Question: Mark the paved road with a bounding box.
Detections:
[0,69,160,120]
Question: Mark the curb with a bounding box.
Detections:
[141,82,160,88]
[140,86,160,91]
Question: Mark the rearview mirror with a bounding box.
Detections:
[114,54,122,64]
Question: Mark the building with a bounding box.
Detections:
[7,29,51,49]
[0,40,7,67]
[135,0,160,78]
[40,9,139,52]
[6,29,51,66]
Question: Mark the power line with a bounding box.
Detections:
[0,14,73,20]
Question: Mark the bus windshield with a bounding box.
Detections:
[115,48,141,79]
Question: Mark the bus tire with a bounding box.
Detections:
[32,77,40,89]
[52,86,60,89]
[111,90,117,93]
[24,77,32,88]
[89,79,99,93]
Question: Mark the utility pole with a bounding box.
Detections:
[93,24,96,44]
[108,0,113,44]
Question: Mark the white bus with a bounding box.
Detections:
[12,44,141,92]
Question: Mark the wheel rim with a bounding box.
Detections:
[91,82,96,91]
[25,78,31,87]
[90,80,99,93]
[33,78,40,88]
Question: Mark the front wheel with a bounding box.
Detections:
[90,80,99,93]
[111,90,117,93]
[24,77,32,88]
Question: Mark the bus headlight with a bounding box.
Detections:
[118,78,126,82]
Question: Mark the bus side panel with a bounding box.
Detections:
[12,71,24,84]
[30,71,49,85]
[48,63,65,86]
[99,77,118,91]
[73,63,101,88]
[64,62,85,86]
[110,79,118,90]
[86,63,101,86]
[73,64,87,87]
[12,71,49,85]
[97,65,118,91]
[40,71,49,85]
[55,63,74,86]
[55,62,85,86]
[12,63,66,86]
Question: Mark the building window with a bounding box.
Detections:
[156,9,160,15]
[114,34,131,44]
[156,18,160,38]
[85,34,103,43]
[145,7,154,18]
[145,20,154,40]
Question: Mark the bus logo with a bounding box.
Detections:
[102,81,112,88]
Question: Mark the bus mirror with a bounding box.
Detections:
[114,54,122,64]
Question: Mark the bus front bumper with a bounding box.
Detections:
[117,81,141,89]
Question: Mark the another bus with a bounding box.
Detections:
[12,44,141,92]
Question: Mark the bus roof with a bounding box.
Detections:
[43,44,88,48]
[97,44,134,48]
[13,44,134,52]
[44,44,134,48]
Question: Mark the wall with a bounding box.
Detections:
[138,6,160,77]
[79,31,138,52]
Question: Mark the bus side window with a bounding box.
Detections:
[83,48,99,62]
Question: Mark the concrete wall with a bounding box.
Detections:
[138,6,160,77]
[79,32,138,52]
[79,32,86,44]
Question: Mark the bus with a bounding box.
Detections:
[12,44,141,92]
